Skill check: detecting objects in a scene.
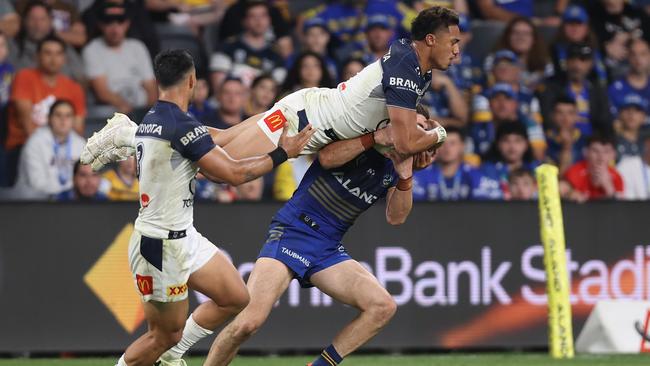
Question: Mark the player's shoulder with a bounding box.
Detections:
[381,39,417,67]
[138,101,202,140]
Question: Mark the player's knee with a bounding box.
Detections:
[368,294,397,326]
[232,316,264,340]
[152,328,184,349]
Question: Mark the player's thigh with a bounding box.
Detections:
[188,250,248,308]
[221,113,277,159]
[310,260,392,310]
[143,298,189,334]
[238,257,294,324]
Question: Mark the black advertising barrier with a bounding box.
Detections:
[1,202,649,353]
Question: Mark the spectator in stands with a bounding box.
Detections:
[16,0,87,48]
[482,121,539,200]
[0,31,14,109]
[102,156,138,201]
[412,0,468,14]
[0,0,19,38]
[608,39,650,120]
[5,36,86,186]
[210,1,286,89]
[82,0,159,57]
[563,134,624,200]
[288,17,337,81]
[83,2,156,116]
[508,168,537,200]
[617,134,650,200]
[218,0,292,59]
[476,0,566,25]
[235,176,264,201]
[586,0,650,48]
[188,78,217,125]
[272,155,314,201]
[9,1,84,81]
[545,96,586,174]
[551,5,608,87]
[615,94,648,160]
[279,52,333,97]
[339,58,365,82]
[13,100,85,200]
[244,74,277,118]
[354,14,394,64]
[420,70,468,128]
[491,17,552,90]
[540,43,611,137]
[481,50,543,125]
[208,77,246,129]
[413,126,501,201]
[58,161,108,201]
[470,83,546,160]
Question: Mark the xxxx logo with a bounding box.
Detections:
[167,283,188,296]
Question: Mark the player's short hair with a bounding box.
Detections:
[37,34,65,53]
[411,6,459,40]
[154,49,195,89]
[48,99,75,118]
[415,104,430,119]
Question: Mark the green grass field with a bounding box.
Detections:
[0,354,649,366]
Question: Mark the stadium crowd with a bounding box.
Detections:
[0,0,649,202]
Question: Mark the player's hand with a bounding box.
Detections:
[385,150,413,179]
[278,124,315,158]
[428,119,446,151]
[413,150,436,171]
[374,124,393,146]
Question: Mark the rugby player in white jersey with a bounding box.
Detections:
[81,6,460,169]
[112,50,314,366]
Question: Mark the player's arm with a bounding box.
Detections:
[388,106,445,155]
[198,125,315,186]
[318,128,393,169]
[384,151,414,226]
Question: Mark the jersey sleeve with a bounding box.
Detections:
[171,115,216,162]
[381,45,421,110]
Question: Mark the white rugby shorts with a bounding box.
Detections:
[128,226,218,302]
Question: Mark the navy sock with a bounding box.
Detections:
[311,344,343,365]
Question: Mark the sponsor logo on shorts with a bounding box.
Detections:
[136,274,153,295]
[281,247,311,267]
[264,110,287,132]
[167,283,188,296]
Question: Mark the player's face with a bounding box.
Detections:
[431,25,460,71]
[38,41,65,75]
[498,134,528,164]
[437,133,463,164]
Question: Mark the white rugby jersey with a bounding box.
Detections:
[277,39,432,151]
[133,101,215,238]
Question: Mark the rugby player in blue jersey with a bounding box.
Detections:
[157,107,435,366]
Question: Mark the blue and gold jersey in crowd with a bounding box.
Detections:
[274,148,397,242]
[413,162,502,201]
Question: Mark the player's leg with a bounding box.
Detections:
[117,299,188,366]
[210,113,263,148]
[219,114,279,159]
[203,258,294,366]
[160,250,250,363]
[308,260,397,365]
